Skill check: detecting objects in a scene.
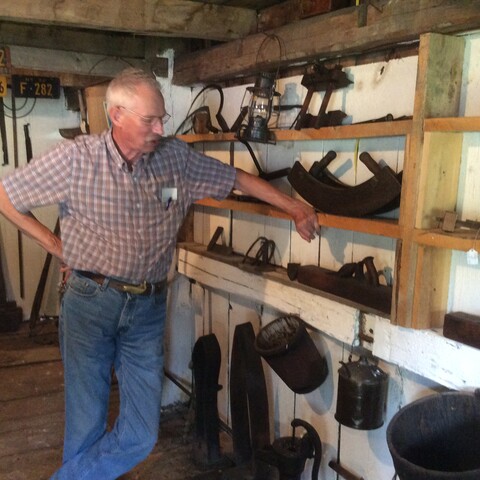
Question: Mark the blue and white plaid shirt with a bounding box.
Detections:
[2,130,236,282]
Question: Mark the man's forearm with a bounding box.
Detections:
[0,183,63,260]
[233,168,319,242]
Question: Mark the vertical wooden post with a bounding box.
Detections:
[393,33,465,328]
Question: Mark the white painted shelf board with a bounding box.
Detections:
[177,243,480,390]
[177,243,362,345]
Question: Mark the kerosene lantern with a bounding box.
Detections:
[236,72,279,144]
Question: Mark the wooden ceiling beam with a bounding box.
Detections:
[7,67,112,88]
[0,21,146,58]
[0,0,257,42]
[173,0,480,85]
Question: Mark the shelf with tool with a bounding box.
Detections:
[179,120,410,240]
[394,33,480,332]
[406,117,480,252]
[178,67,410,325]
[180,33,479,336]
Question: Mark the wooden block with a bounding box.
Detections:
[300,0,351,18]
[443,311,480,349]
[84,83,109,134]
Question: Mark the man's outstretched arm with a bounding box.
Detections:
[234,168,320,242]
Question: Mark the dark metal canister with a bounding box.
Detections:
[335,355,388,430]
[254,315,328,394]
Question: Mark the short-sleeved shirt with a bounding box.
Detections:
[2,130,236,282]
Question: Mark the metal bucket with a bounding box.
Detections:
[254,315,328,394]
[387,390,480,479]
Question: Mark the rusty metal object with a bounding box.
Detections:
[287,257,392,315]
[288,151,402,217]
[328,460,364,480]
[29,218,61,333]
[294,64,351,130]
[437,210,480,232]
[207,226,233,256]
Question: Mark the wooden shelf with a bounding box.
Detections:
[178,243,480,390]
[414,228,480,251]
[424,116,480,132]
[196,197,402,239]
[179,120,412,143]
[187,35,478,331]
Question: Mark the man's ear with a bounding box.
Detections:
[109,106,122,126]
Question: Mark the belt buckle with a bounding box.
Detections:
[121,280,147,294]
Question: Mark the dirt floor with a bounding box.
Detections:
[0,320,233,480]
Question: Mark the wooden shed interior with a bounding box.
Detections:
[1,1,480,479]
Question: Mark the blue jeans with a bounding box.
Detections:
[51,271,167,480]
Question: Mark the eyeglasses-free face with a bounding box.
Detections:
[119,106,171,127]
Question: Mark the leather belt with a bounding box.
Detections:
[77,271,167,296]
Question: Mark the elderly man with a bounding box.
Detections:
[0,68,319,479]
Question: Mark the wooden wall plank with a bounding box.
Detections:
[0,21,146,58]
[174,0,480,85]
[394,33,465,327]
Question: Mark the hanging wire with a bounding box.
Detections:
[2,96,28,111]
[2,97,37,118]
[87,56,134,74]
[174,84,227,135]
[255,32,287,69]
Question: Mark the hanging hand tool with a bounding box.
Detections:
[294,63,351,130]
[10,91,25,299]
[29,218,60,334]
[23,123,32,162]
[0,97,8,165]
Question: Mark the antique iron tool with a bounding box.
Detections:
[287,257,392,315]
[294,63,351,130]
[255,418,322,480]
[288,151,401,217]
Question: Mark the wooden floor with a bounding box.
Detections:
[0,321,216,480]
